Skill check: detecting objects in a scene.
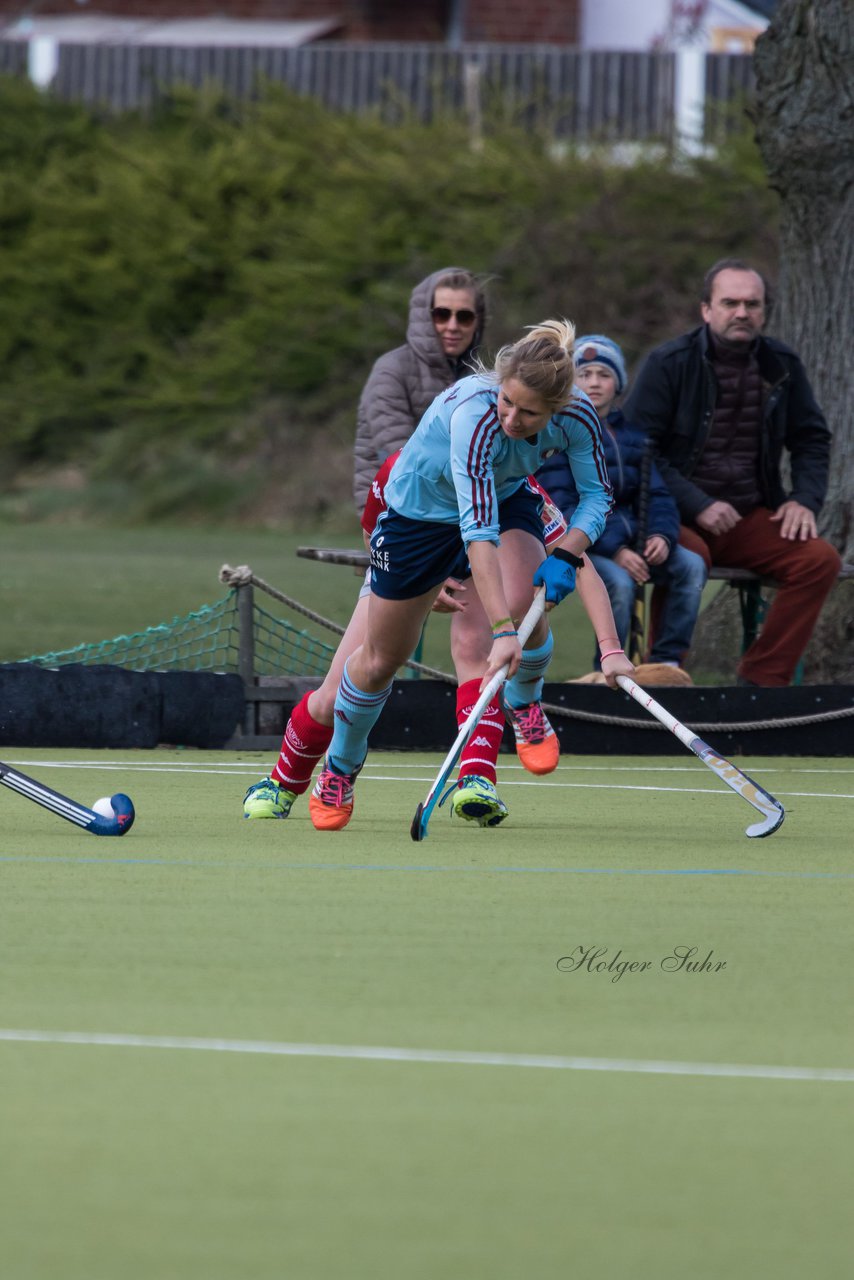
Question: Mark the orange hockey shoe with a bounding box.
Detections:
[309,758,361,831]
[504,701,560,775]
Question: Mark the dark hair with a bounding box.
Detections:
[702,258,774,315]
[432,270,486,313]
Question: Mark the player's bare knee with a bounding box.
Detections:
[360,643,406,686]
[526,615,550,648]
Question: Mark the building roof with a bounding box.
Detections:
[0,14,341,47]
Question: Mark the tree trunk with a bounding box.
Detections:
[753,0,854,555]
[751,0,854,680]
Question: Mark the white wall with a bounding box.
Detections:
[581,0,669,51]
[580,0,768,52]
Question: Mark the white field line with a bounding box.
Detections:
[0,1028,852,1083]
[6,758,854,776]
[2,761,853,800]
[371,777,854,801]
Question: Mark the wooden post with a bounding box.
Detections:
[236,582,256,735]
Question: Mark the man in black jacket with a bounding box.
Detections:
[624,259,840,686]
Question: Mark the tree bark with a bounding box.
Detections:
[753,0,854,559]
[746,0,854,683]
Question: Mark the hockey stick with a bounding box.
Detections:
[614,676,785,838]
[0,760,135,837]
[627,439,653,665]
[410,587,546,842]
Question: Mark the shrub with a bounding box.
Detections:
[0,76,777,523]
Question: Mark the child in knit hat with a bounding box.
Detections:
[574,335,628,395]
[537,334,707,670]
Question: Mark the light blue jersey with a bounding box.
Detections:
[383,374,612,547]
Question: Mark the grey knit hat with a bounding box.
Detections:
[574,334,628,394]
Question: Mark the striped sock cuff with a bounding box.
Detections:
[329,660,394,775]
[504,630,554,709]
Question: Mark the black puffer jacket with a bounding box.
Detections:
[352,266,485,510]
[623,325,832,522]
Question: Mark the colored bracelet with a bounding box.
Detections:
[599,648,625,660]
[492,630,518,641]
[491,616,513,632]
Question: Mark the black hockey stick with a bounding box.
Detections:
[0,760,135,836]
[627,439,654,665]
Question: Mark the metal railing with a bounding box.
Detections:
[0,40,755,142]
[0,38,27,77]
[704,51,756,139]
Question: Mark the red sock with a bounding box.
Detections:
[272,692,333,795]
[456,678,504,785]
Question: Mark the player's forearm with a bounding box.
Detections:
[466,541,512,629]
[553,527,591,561]
[575,555,623,649]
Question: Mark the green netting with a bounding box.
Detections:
[21,591,338,677]
[251,601,338,677]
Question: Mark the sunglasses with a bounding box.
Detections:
[431,306,477,326]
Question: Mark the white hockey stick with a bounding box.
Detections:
[615,675,785,838]
[410,588,546,841]
[0,760,135,837]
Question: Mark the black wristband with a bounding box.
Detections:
[552,547,584,569]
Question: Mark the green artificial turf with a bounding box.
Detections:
[0,524,363,664]
[0,523,723,681]
[1,748,852,1278]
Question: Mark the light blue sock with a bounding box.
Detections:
[504,632,554,709]
[327,659,394,775]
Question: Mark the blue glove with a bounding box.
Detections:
[534,549,581,604]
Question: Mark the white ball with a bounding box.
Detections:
[92,797,114,818]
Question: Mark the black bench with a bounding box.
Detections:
[709,563,853,652]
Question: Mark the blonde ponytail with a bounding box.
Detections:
[492,318,576,408]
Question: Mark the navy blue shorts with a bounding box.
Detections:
[370,485,545,601]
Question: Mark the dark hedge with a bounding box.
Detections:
[0,75,777,524]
